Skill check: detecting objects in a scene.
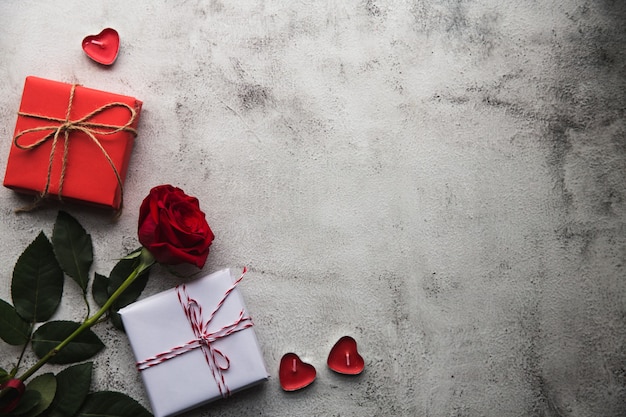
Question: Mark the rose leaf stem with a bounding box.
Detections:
[15,249,155,383]
[11,328,34,377]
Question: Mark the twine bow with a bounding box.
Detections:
[12,84,137,212]
[135,268,253,398]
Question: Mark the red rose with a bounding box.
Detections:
[0,379,25,414]
[138,185,214,268]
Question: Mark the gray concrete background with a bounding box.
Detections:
[0,1,625,416]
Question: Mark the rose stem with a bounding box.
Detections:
[16,249,155,382]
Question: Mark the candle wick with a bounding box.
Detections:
[91,40,105,48]
[292,358,297,373]
[346,352,350,366]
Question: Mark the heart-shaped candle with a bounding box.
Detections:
[279,353,316,391]
[82,28,120,65]
[327,336,364,375]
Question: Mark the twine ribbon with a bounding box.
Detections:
[135,268,253,398]
[12,84,137,211]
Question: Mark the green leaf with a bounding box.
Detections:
[108,257,150,310]
[0,298,31,345]
[76,391,152,417]
[12,232,64,322]
[11,389,41,415]
[91,273,109,308]
[120,247,143,260]
[52,211,93,293]
[92,254,150,331]
[32,321,104,364]
[46,362,93,417]
[22,373,56,417]
[109,309,124,331]
[0,367,10,384]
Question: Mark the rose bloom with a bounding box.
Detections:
[138,185,214,268]
[0,379,25,414]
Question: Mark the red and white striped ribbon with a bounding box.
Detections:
[135,268,252,398]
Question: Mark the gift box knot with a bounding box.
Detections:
[135,267,254,399]
[12,83,138,209]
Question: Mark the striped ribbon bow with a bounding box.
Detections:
[135,268,253,398]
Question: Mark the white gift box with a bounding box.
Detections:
[119,268,269,417]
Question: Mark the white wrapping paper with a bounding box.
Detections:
[119,268,269,417]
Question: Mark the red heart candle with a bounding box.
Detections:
[82,28,120,65]
[279,353,316,391]
[327,336,364,375]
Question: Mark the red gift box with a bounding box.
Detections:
[3,76,142,210]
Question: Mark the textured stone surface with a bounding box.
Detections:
[0,1,625,416]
